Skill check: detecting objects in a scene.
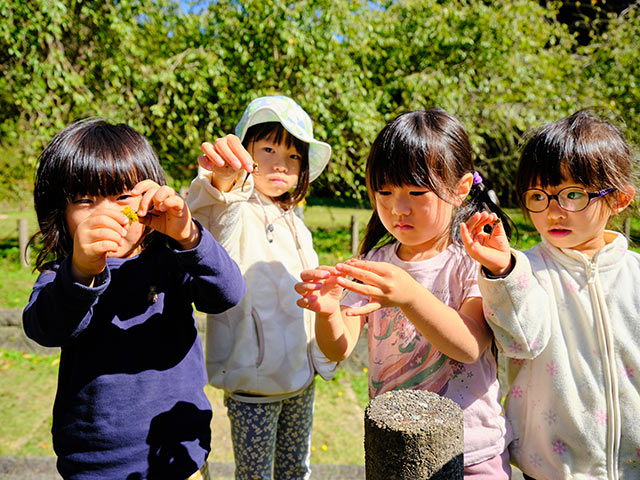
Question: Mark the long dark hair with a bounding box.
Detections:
[242,121,310,209]
[516,108,634,211]
[30,117,166,271]
[361,109,512,255]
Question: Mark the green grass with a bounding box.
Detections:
[0,208,39,309]
[0,349,58,456]
[0,347,370,466]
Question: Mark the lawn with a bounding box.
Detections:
[0,347,369,467]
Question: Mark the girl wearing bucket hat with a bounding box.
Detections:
[187,95,336,480]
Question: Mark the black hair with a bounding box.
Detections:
[361,109,512,255]
[516,108,634,210]
[242,122,310,209]
[30,117,166,271]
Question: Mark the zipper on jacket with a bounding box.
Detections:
[585,257,620,478]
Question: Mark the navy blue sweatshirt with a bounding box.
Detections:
[23,224,245,479]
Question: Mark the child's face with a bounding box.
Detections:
[525,179,618,257]
[65,191,146,258]
[249,136,301,199]
[374,184,456,259]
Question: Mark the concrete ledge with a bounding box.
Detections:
[0,457,365,480]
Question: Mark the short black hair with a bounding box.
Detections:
[32,118,165,270]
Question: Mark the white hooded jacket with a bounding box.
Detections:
[187,170,337,403]
[479,231,640,479]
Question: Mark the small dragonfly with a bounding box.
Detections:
[481,203,501,239]
[241,162,259,191]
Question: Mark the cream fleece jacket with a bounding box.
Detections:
[187,169,337,403]
[479,231,640,479]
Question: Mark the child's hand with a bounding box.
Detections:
[460,211,512,276]
[71,209,131,284]
[132,180,200,250]
[334,259,420,316]
[199,135,255,174]
[295,266,344,315]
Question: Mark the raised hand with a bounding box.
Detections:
[132,180,200,250]
[460,211,512,276]
[333,259,420,316]
[295,266,344,315]
[70,208,132,284]
[199,135,255,173]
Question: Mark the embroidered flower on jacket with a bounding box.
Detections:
[595,410,608,426]
[552,440,567,455]
[517,273,529,289]
[546,360,559,376]
[543,409,557,426]
[624,364,635,379]
[508,341,523,354]
[566,278,579,293]
[511,385,523,398]
[529,452,543,468]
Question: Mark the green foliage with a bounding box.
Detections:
[1,0,639,205]
[583,6,640,147]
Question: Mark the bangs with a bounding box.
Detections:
[244,122,309,159]
[366,113,456,196]
[516,110,631,195]
[53,121,165,199]
[66,149,148,198]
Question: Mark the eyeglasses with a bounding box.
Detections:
[521,186,614,213]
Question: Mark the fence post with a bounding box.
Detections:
[18,218,29,268]
[625,217,631,240]
[351,215,359,256]
[364,390,463,480]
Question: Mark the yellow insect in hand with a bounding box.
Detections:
[122,206,139,225]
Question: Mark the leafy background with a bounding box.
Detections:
[1,0,639,208]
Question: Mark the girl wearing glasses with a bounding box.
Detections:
[461,109,639,479]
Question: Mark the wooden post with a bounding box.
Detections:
[625,217,631,240]
[351,214,359,256]
[364,390,463,480]
[18,218,29,268]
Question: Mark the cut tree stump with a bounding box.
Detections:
[364,389,463,480]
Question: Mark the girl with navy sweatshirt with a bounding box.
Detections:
[23,118,245,480]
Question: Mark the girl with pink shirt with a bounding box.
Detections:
[295,109,513,478]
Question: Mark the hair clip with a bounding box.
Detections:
[472,171,483,185]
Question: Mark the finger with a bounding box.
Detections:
[336,275,381,298]
[201,142,226,168]
[145,186,178,214]
[299,268,337,282]
[81,211,130,236]
[155,193,186,216]
[224,135,255,172]
[131,179,161,196]
[344,301,382,317]
[294,281,323,294]
[137,186,161,217]
[212,136,244,170]
[295,295,322,312]
[197,154,222,171]
[460,222,474,249]
[339,258,391,277]
[335,262,385,287]
[463,212,486,233]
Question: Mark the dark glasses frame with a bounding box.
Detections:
[521,186,614,213]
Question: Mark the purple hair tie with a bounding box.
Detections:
[472,171,483,185]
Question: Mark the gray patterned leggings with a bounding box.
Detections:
[225,382,315,480]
